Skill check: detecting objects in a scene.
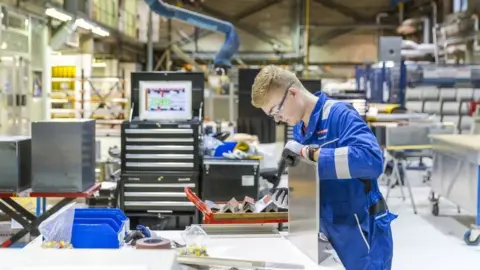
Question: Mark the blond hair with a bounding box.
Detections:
[251,65,301,108]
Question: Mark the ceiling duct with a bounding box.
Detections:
[49,20,79,51]
[144,0,239,73]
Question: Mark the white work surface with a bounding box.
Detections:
[23,230,342,270]
[0,248,176,270]
[429,134,480,150]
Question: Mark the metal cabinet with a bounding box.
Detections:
[202,159,260,201]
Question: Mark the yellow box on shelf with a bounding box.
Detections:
[51,66,77,115]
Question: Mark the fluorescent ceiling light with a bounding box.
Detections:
[92,27,109,37]
[45,8,72,22]
[75,18,94,30]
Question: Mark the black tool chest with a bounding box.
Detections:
[283,125,294,145]
[120,120,201,214]
[202,158,260,201]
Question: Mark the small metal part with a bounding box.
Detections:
[239,196,256,213]
[220,198,240,213]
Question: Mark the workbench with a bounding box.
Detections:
[429,134,480,246]
[21,230,343,270]
[14,154,343,269]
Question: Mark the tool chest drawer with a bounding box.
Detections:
[121,182,196,212]
[121,172,199,184]
[120,173,198,212]
[121,121,201,172]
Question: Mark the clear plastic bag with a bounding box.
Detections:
[178,225,209,256]
[182,225,208,246]
[202,135,223,153]
[38,202,76,248]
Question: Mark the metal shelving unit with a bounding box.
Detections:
[50,66,78,119]
[85,71,128,132]
[49,68,128,133]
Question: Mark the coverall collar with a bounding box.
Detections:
[299,91,325,141]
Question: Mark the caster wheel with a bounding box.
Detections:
[431,203,439,216]
[464,230,480,246]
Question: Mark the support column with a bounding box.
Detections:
[303,0,310,78]
[442,0,452,19]
[292,0,302,55]
[466,41,474,64]
[166,19,172,71]
[146,11,153,71]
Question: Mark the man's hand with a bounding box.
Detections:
[284,140,307,157]
[282,140,307,166]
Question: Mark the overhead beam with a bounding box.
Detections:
[306,23,398,30]
[309,5,401,46]
[198,3,287,47]
[312,0,369,21]
[231,0,282,21]
[176,0,285,47]
[310,29,353,46]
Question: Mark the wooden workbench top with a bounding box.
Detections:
[429,134,480,150]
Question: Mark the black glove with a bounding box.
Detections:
[124,231,145,246]
[281,148,300,167]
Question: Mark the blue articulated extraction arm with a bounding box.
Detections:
[144,0,240,73]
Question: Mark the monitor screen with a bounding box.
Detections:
[138,81,193,120]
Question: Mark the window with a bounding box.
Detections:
[453,0,468,13]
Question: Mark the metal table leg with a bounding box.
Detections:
[1,198,37,222]
[0,199,36,247]
[392,159,406,201]
[0,197,75,248]
[400,160,417,214]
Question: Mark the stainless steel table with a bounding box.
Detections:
[429,134,480,245]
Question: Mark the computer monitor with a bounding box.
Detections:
[138,80,193,121]
[131,72,204,121]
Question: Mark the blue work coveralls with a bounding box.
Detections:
[293,92,397,270]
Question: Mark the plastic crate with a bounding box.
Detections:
[74,208,129,236]
[71,208,129,249]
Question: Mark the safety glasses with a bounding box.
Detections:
[268,81,294,118]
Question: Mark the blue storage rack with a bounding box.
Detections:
[409,65,480,87]
[355,61,407,107]
[70,208,129,249]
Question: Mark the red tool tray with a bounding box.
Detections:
[469,101,480,116]
[185,187,288,224]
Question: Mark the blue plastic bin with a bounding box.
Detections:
[71,217,123,249]
[74,208,129,236]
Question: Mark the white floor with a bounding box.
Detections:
[384,182,480,270]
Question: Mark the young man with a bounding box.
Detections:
[251,65,396,270]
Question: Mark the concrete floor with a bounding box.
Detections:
[386,185,480,270]
[264,140,480,269]
[379,169,480,270]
